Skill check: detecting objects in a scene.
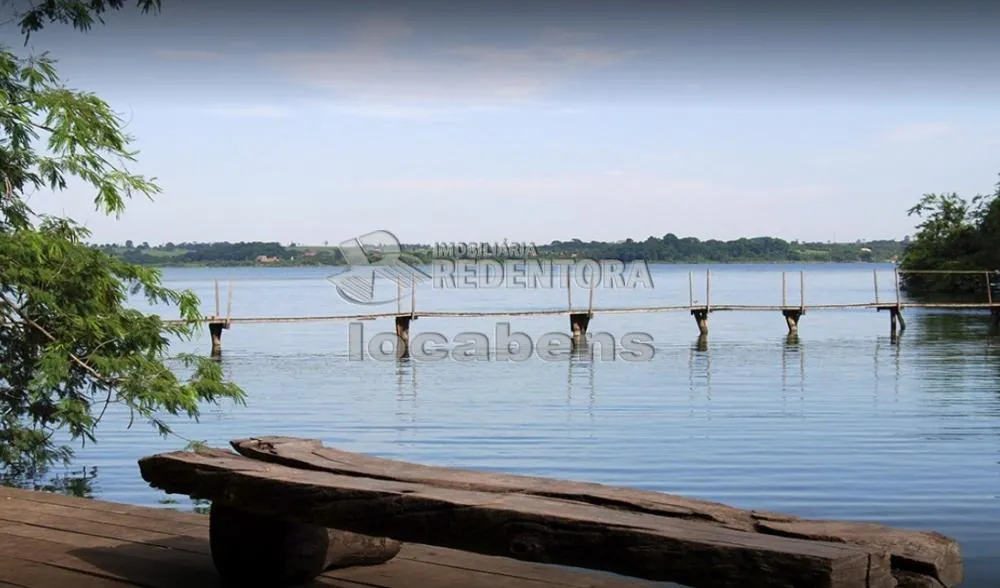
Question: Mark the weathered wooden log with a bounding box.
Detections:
[893,570,947,588]
[756,520,961,588]
[230,437,762,529]
[229,436,962,588]
[209,502,401,586]
[139,447,894,588]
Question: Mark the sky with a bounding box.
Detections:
[6,0,1000,246]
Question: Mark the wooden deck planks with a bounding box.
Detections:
[0,486,661,588]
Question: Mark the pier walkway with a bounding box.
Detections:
[173,269,1000,355]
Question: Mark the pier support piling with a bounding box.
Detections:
[394,315,411,359]
[890,306,906,336]
[992,308,1000,331]
[782,309,803,334]
[570,312,591,348]
[209,321,227,356]
[691,309,709,336]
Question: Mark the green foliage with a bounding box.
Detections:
[0,1,245,480]
[899,176,1000,296]
[9,0,162,41]
[93,240,345,266]
[404,237,903,265]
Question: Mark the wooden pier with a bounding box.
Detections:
[0,485,659,588]
[180,269,1000,356]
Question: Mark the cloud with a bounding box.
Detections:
[880,123,955,143]
[198,104,292,118]
[154,49,226,61]
[263,15,638,110]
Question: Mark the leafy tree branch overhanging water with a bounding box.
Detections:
[0,0,246,483]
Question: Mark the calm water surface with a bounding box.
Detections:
[61,263,1000,586]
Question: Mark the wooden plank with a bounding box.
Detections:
[0,488,658,587]
[0,487,655,587]
[232,436,962,587]
[0,524,374,588]
[139,448,893,588]
[0,523,644,588]
[0,498,206,538]
[0,557,140,588]
[0,486,209,527]
[0,499,208,554]
[0,528,240,588]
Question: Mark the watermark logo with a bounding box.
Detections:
[327,230,430,305]
[432,259,653,289]
[328,230,654,306]
[349,322,656,362]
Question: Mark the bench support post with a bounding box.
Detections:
[209,502,401,586]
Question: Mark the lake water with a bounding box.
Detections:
[55,262,1000,586]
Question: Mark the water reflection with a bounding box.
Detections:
[566,343,596,422]
[688,335,712,411]
[1,466,97,498]
[394,357,418,424]
[873,334,902,402]
[782,333,805,402]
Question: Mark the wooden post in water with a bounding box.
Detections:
[410,284,416,317]
[570,312,591,346]
[567,264,573,311]
[394,315,411,359]
[779,271,804,334]
[214,280,221,318]
[588,276,595,316]
[799,271,805,311]
[892,267,899,306]
[691,309,709,336]
[209,321,224,357]
[873,269,880,304]
[688,271,694,306]
[226,281,234,321]
[782,310,802,334]
[890,268,906,335]
[985,271,1000,331]
[691,269,710,335]
[706,269,712,311]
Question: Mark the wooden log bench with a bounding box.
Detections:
[137,436,963,588]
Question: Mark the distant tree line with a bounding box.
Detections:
[92,242,345,266]
[94,236,905,267]
[533,235,903,263]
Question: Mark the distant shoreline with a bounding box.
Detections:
[92,237,905,268]
[139,258,898,269]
